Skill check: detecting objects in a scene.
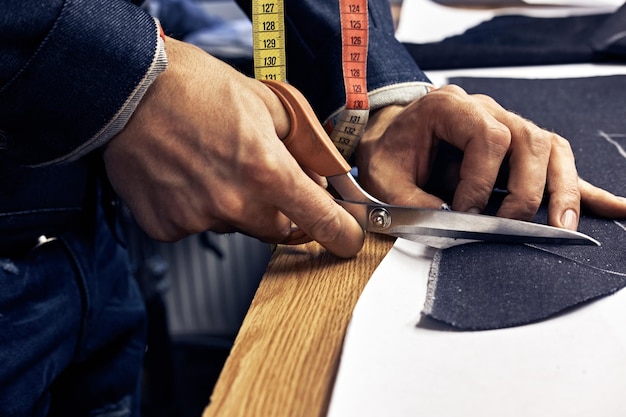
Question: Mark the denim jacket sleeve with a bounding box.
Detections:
[0,0,167,166]
[235,0,433,122]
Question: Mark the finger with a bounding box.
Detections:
[245,217,311,246]
[381,182,446,209]
[355,136,446,210]
[234,206,295,243]
[447,111,511,212]
[543,134,581,230]
[579,178,626,218]
[281,177,365,258]
[279,224,313,245]
[419,86,511,213]
[263,147,365,258]
[496,115,552,221]
[302,166,328,188]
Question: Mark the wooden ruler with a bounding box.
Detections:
[252,0,370,159]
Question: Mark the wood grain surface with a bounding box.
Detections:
[203,233,395,417]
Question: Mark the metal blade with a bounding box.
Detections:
[336,200,601,249]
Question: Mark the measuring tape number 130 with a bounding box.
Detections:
[252,0,370,159]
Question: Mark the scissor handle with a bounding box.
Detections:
[262,80,351,177]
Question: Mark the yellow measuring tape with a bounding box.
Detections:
[252,1,286,82]
[251,0,370,158]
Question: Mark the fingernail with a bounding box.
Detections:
[467,207,481,214]
[561,209,578,230]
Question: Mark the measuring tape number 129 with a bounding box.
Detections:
[252,0,370,159]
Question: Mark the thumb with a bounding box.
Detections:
[284,183,365,258]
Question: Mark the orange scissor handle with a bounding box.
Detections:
[262,80,352,177]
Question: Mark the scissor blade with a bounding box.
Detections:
[337,200,600,249]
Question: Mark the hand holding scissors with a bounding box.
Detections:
[263,80,601,249]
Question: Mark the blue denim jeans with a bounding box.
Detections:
[0,199,146,416]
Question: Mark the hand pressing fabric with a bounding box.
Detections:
[356,84,626,231]
[419,75,626,330]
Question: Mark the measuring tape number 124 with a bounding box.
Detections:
[252,0,370,159]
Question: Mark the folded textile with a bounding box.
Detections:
[403,4,626,69]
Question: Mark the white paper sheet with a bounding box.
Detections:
[424,63,626,87]
[327,239,626,417]
[328,4,626,413]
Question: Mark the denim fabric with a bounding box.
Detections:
[0,197,146,416]
[0,0,160,166]
[590,3,626,57]
[235,0,430,121]
[403,3,626,70]
[0,157,89,252]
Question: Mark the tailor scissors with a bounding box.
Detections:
[262,80,599,249]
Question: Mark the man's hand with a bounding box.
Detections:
[103,38,364,258]
[356,85,626,229]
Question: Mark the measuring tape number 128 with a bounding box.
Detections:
[252,0,370,159]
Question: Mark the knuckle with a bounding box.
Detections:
[551,132,575,154]
[554,184,581,206]
[308,213,344,245]
[473,93,499,107]
[454,178,494,211]
[437,84,467,96]
[488,125,512,148]
[479,123,511,156]
[520,124,553,157]
[500,194,543,221]
[468,177,496,198]
[241,155,280,189]
[518,194,544,218]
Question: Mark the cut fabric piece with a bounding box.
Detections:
[403,3,626,70]
[423,75,626,330]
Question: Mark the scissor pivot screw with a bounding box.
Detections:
[369,208,391,230]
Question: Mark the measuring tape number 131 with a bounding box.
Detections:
[252,0,370,159]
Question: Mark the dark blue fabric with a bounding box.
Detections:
[0,199,146,417]
[403,4,626,70]
[0,0,158,166]
[424,75,626,330]
[0,158,89,251]
[590,3,626,57]
[0,0,157,253]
